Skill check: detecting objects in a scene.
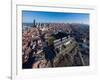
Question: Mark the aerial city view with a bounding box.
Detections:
[22,11,89,69]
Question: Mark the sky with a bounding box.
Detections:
[22,11,89,24]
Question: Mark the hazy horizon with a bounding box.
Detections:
[22,11,89,25]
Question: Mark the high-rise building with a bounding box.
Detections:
[33,19,36,27]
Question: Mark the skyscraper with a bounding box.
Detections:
[33,19,36,27]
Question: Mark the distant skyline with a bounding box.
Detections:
[22,11,89,24]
